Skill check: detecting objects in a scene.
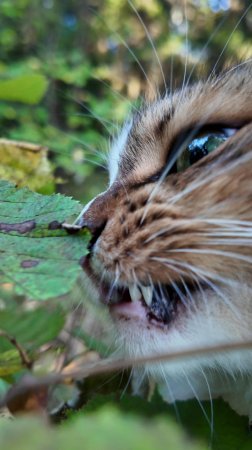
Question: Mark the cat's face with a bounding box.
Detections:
[76,63,252,407]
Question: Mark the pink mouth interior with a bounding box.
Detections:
[82,256,180,328]
[110,300,148,322]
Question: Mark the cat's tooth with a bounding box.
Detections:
[129,284,141,303]
[141,286,153,307]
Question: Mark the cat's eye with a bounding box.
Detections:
[176,128,236,172]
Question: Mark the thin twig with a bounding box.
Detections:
[0,331,33,370]
[1,338,252,408]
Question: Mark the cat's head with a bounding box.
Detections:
[74,62,252,388]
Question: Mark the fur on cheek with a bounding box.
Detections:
[83,63,252,417]
[95,127,252,287]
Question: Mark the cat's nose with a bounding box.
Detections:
[69,189,117,248]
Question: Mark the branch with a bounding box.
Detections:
[2,338,252,409]
[0,331,33,369]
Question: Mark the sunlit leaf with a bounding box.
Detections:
[0,74,48,104]
[0,349,22,376]
[0,139,54,194]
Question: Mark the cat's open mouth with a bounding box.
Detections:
[107,283,179,329]
[82,257,192,328]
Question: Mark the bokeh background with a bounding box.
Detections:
[0,1,252,436]
[0,0,251,203]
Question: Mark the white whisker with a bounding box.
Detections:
[169,247,252,266]
[140,100,242,223]
[90,7,156,96]
[150,256,241,317]
[171,149,252,205]
[208,3,252,81]
[92,75,139,112]
[185,13,228,89]
[178,0,189,107]
[159,364,182,424]
[182,369,213,429]
[200,369,214,442]
[127,0,167,93]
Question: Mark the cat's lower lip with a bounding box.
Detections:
[81,256,181,327]
[109,301,168,329]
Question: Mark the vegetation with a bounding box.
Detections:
[0,1,251,449]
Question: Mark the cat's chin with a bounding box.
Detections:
[82,256,252,418]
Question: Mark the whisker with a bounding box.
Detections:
[178,0,189,107]
[167,278,187,308]
[89,6,156,97]
[191,275,212,321]
[150,256,241,317]
[169,247,252,266]
[106,269,120,302]
[60,129,108,162]
[67,95,113,135]
[169,54,174,97]
[200,368,214,442]
[120,367,134,399]
[81,157,107,171]
[208,3,252,81]
[221,58,252,77]
[185,13,229,89]
[205,238,252,245]
[182,369,213,429]
[198,218,252,228]
[92,75,139,112]
[140,100,234,223]
[150,256,230,286]
[171,149,252,205]
[196,274,242,320]
[127,0,167,93]
[73,112,119,129]
[179,276,198,313]
[159,364,182,425]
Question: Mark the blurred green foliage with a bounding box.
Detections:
[0,0,251,202]
[0,2,252,447]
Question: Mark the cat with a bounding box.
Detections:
[65,61,252,420]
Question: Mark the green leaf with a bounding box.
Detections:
[73,329,110,357]
[84,394,252,450]
[0,74,48,104]
[0,407,207,450]
[0,180,90,300]
[0,139,55,194]
[173,398,251,450]
[0,307,65,350]
[0,378,10,396]
[0,349,22,376]
[0,306,65,375]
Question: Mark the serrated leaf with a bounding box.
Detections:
[0,74,48,104]
[0,181,90,300]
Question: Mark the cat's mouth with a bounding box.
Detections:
[106,283,179,329]
[82,257,194,329]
